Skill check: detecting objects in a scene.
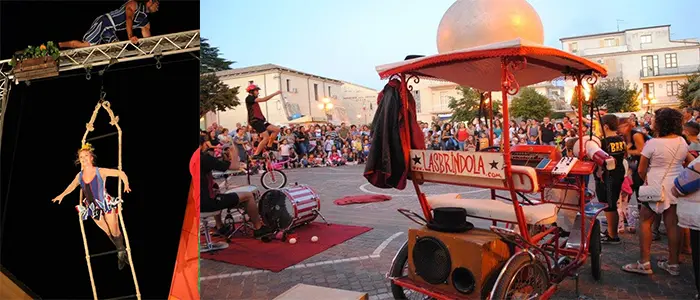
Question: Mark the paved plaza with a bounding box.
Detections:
[200,165,697,300]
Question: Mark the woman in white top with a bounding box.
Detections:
[623,108,694,276]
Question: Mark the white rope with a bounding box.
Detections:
[79,99,141,300]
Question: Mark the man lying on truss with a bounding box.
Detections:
[59,0,160,49]
[52,143,133,270]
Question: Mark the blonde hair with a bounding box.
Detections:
[75,143,97,165]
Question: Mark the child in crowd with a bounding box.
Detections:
[324,136,334,154]
[595,114,626,244]
[517,128,527,141]
[527,135,538,145]
[328,146,345,166]
[279,139,291,168]
[362,137,371,158]
[352,136,363,153]
[430,137,441,150]
[466,136,476,151]
[288,149,299,168]
[348,151,358,165]
[617,160,637,234]
[478,132,489,149]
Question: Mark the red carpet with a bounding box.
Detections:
[201,223,372,272]
[334,194,391,205]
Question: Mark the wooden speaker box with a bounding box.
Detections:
[407,227,510,299]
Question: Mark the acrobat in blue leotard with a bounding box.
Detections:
[78,167,120,220]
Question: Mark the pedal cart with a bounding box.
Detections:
[371,1,611,299]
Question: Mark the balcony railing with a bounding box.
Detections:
[640,65,700,78]
[580,45,630,56]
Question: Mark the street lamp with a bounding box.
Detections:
[318,97,334,121]
[642,96,657,113]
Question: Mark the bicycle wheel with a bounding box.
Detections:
[261,170,287,189]
[489,253,549,300]
[390,241,432,300]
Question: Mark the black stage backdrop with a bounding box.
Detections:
[0,1,199,299]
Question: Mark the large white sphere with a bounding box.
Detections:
[437,0,545,53]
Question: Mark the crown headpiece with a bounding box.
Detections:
[80,143,94,152]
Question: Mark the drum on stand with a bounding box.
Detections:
[258,185,322,232]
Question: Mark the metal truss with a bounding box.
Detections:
[0,30,200,78]
[0,29,200,145]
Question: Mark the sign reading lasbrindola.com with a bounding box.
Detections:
[410,150,505,179]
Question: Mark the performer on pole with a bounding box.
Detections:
[52,143,132,270]
[245,84,282,159]
[59,0,160,49]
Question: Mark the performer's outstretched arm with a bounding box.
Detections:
[52,174,80,204]
[100,168,132,192]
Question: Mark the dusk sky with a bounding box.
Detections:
[201,0,699,91]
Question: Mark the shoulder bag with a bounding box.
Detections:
[638,141,681,203]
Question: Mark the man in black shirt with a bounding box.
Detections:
[595,114,626,244]
[200,136,272,238]
[541,117,556,145]
[245,84,282,159]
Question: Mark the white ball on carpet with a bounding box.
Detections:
[436,0,544,53]
[289,238,297,244]
[311,236,319,242]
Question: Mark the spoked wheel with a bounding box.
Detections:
[390,241,433,300]
[490,253,549,300]
[589,219,602,281]
[261,170,287,189]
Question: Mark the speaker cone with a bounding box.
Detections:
[413,236,451,284]
[452,267,476,294]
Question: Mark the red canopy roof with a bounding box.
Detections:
[376,38,607,91]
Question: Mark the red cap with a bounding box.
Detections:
[246,84,261,93]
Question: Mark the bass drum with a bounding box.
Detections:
[258,185,320,231]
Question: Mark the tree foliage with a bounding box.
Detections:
[569,77,640,113]
[448,86,501,123]
[593,77,640,112]
[200,73,239,117]
[200,38,235,73]
[199,38,239,117]
[510,87,553,120]
[679,73,700,109]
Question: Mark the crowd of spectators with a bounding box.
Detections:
[201,122,373,169]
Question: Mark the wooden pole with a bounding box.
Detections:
[77,190,99,300]
[102,101,141,300]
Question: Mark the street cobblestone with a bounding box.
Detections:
[201,165,698,299]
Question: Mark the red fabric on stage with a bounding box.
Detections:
[200,223,372,272]
[333,195,391,205]
[168,150,201,300]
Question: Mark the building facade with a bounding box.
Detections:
[560,25,700,110]
[341,82,379,126]
[204,64,345,130]
[406,78,564,124]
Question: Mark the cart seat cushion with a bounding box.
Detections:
[426,194,557,225]
[511,165,539,192]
